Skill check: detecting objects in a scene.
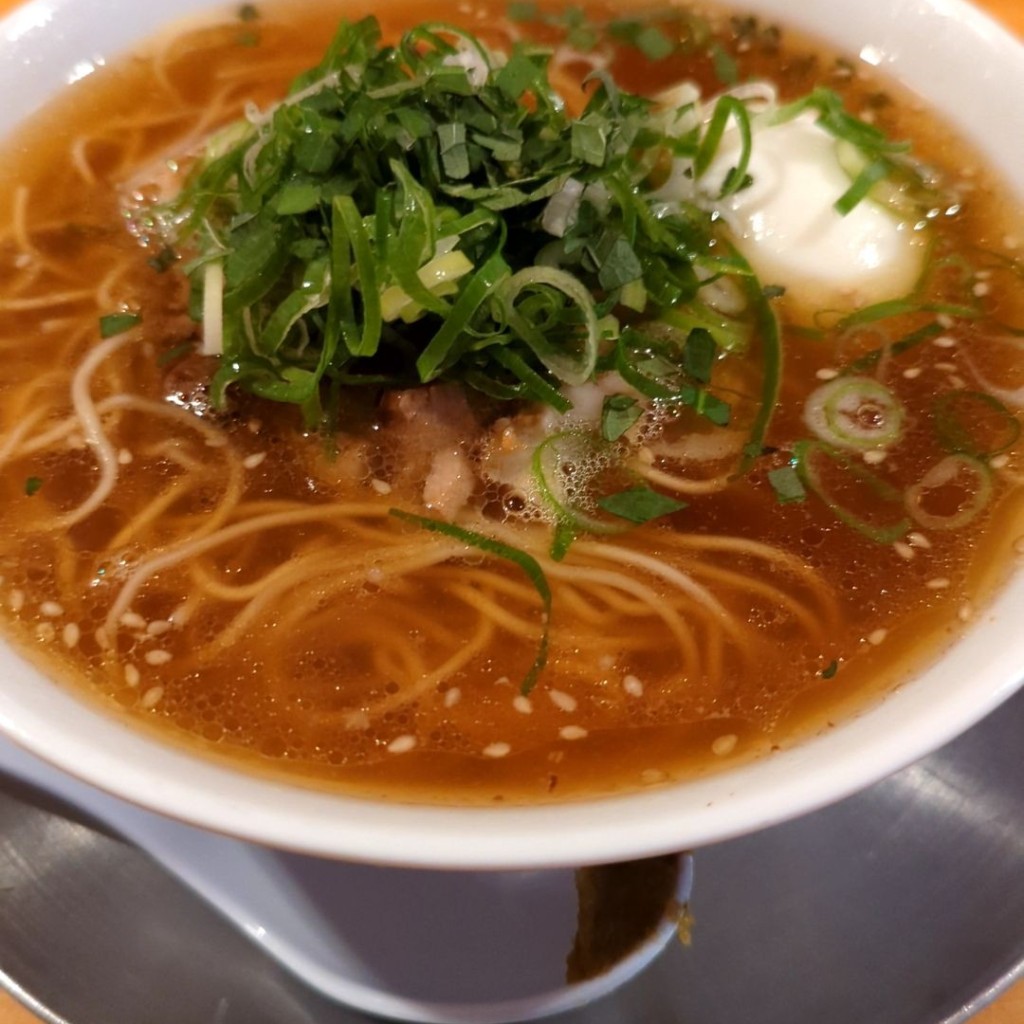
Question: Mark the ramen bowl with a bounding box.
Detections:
[0,0,1021,869]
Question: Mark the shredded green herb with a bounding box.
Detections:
[767,465,806,504]
[24,476,43,497]
[164,14,777,429]
[597,486,687,524]
[389,509,551,693]
[99,313,141,338]
[601,394,642,442]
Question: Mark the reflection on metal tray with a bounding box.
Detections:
[2,688,1023,1024]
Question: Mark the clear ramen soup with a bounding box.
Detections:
[0,0,1021,804]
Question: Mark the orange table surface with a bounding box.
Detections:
[0,0,1022,1022]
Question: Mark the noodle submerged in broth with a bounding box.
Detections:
[0,0,1022,803]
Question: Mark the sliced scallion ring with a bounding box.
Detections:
[498,267,600,387]
[531,430,628,537]
[905,454,993,531]
[932,389,1021,458]
[794,440,910,543]
[804,375,905,451]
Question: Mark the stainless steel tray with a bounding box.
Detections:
[2,687,1023,1024]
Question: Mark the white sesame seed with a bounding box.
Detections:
[95,627,111,650]
[908,532,932,549]
[816,367,840,381]
[513,695,533,715]
[120,612,147,630]
[902,367,923,380]
[862,450,887,466]
[641,769,667,786]
[947,375,967,389]
[559,725,588,741]
[62,623,81,649]
[926,577,951,590]
[365,566,384,585]
[8,589,25,613]
[140,686,164,710]
[169,602,191,627]
[973,281,991,297]
[893,542,915,561]
[246,418,262,434]
[934,362,957,373]
[345,711,370,731]
[387,734,417,754]
[932,336,957,349]
[34,622,55,642]
[205,435,228,449]
[494,676,511,687]
[146,620,172,636]
[990,454,1011,470]
[597,654,616,671]
[369,478,392,495]
[125,664,141,687]
[622,674,644,697]
[483,742,511,759]
[937,314,954,329]
[975,269,993,281]
[242,452,267,470]
[144,649,173,666]
[868,628,888,646]
[958,602,974,623]
[39,601,64,617]
[548,689,578,713]
[635,446,655,466]
[117,449,133,465]
[712,734,739,756]
[443,687,462,709]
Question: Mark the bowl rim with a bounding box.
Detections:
[0,0,1022,868]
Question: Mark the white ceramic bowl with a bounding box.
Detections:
[0,0,1022,869]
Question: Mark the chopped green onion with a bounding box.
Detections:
[905,454,993,531]
[932,390,1021,459]
[794,440,909,543]
[389,509,551,694]
[531,431,628,537]
[24,476,43,496]
[804,376,905,451]
[99,313,141,338]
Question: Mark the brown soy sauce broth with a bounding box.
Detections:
[0,0,1021,805]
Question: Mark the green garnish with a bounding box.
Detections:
[608,19,675,61]
[906,454,994,531]
[793,440,909,543]
[767,465,806,504]
[389,509,551,694]
[24,476,43,496]
[597,487,687,524]
[164,14,779,431]
[768,87,936,217]
[99,313,141,338]
[932,390,1021,459]
[601,394,642,442]
[821,659,839,680]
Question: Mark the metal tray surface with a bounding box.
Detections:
[1,688,1023,1024]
